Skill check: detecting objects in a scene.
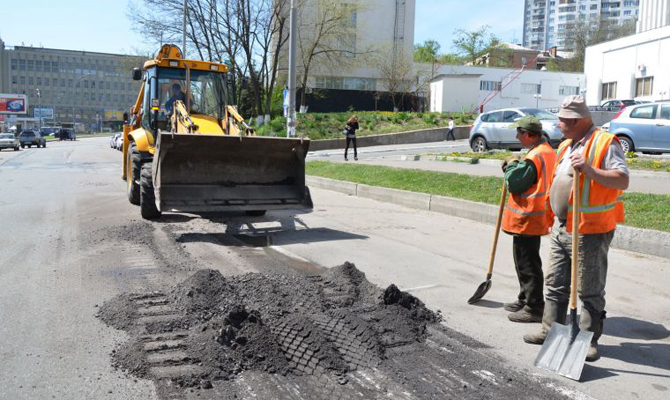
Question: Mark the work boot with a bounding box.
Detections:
[503,300,525,312]
[586,342,600,362]
[523,300,568,345]
[508,308,543,323]
[354,156,358,161]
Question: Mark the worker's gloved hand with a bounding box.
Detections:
[501,155,521,173]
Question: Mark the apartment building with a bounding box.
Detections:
[0,37,143,129]
[523,0,640,50]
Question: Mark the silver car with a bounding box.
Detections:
[608,101,670,154]
[469,108,563,152]
[0,133,20,151]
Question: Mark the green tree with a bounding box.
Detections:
[413,39,441,63]
[561,18,637,72]
[452,25,501,65]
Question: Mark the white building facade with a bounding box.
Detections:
[584,24,670,105]
[523,0,640,50]
[429,65,585,113]
[637,0,670,32]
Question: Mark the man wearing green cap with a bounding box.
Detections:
[500,115,557,323]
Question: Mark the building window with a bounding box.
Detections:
[12,76,18,84]
[521,83,541,94]
[37,77,42,86]
[36,60,42,72]
[480,81,502,91]
[84,80,89,89]
[20,76,25,85]
[29,77,34,85]
[11,59,18,70]
[635,77,653,97]
[560,86,579,95]
[601,81,617,100]
[52,62,59,73]
[28,60,34,71]
[19,59,26,71]
[61,79,66,87]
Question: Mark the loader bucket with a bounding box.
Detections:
[152,132,313,213]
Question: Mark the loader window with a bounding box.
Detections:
[156,68,228,123]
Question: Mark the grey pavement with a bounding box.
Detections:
[308,139,670,195]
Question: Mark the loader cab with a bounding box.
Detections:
[141,66,230,133]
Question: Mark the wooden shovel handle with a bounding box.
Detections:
[487,181,508,275]
[570,169,580,310]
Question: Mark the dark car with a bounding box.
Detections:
[19,130,47,148]
[60,128,76,141]
[600,100,637,112]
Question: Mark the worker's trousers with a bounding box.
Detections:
[544,221,614,342]
[512,235,544,314]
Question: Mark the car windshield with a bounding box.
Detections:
[0,134,14,139]
[519,108,558,121]
[21,132,35,137]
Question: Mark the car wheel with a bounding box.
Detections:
[21,145,25,148]
[618,136,634,153]
[14,147,19,151]
[140,162,162,220]
[126,142,141,205]
[471,136,488,153]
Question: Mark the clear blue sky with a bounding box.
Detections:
[0,0,525,55]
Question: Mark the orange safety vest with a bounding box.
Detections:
[557,129,625,234]
[502,141,557,236]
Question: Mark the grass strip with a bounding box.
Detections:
[307,161,670,233]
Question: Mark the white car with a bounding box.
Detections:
[116,134,124,151]
[110,133,120,148]
[0,133,20,151]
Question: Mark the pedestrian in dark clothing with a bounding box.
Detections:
[344,115,359,161]
[446,117,455,141]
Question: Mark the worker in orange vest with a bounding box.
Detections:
[523,95,629,362]
[500,116,557,323]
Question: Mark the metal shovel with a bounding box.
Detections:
[468,181,507,304]
[534,169,593,381]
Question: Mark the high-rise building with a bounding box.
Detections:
[637,0,670,32]
[523,0,641,50]
[0,38,144,129]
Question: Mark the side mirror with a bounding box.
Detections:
[132,67,142,81]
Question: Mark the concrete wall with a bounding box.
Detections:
[309,126,470,151]
[585,25,670,106]
[430,76,480,113]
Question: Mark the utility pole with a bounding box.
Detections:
[182,0,187,55]
[286,0,297,138]
[36,88,42,132]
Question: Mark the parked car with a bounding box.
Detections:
[60,128,76,141]
[116,134,124,150]
[19,130,46,148]
[608,101,670,154]
[600,99,638,112]
[0,133,20,151]
[110,133,121,148]
[469,107,563,152]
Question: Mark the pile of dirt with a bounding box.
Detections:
[99,262,441,387]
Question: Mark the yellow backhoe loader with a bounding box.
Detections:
[122,45,312,220]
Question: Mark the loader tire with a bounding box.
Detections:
[126,142,141,205]
[140,163,162,220]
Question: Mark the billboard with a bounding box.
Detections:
[34,107,55,119]
[104,110,124,121]
[0,94,28,114]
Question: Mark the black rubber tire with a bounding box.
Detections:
[126,142,141,205]
[618,136,634,153]
[14,147,19,151]
[140,163,161,220]
[43,142,46,148]
[21,145,25,149]
[471,136,488,152]
[245,210,267,216]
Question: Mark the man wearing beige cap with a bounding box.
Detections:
[523,95,629,362]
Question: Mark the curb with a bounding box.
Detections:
[306,175,670,260]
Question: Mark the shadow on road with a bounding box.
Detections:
[604,316,670,341]
[581,342,670,383]
[468,299,503,309]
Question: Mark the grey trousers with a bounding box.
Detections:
[544,221,615,342]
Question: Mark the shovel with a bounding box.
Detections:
[468,181,507,304]
[534,169,593,381]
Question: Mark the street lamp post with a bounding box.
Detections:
[36,88,42,132]
[533,93,542,108]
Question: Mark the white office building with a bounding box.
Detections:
[429,65,585,113]
[523,0,640,50]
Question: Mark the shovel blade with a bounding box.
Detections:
[467,279,492,304]
[535,322,594,381]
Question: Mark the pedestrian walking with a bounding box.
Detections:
[344,115,359,161]
[446,117,455,141]
[523,95,629,363]
[500,116,557,323]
